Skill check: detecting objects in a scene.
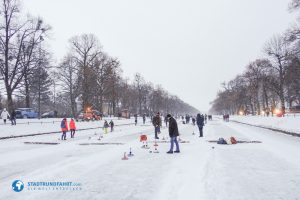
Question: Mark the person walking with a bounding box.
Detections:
[1,108,10,125]
[164,115,168,127]
[134,114,138,126]
[109,120,114,132]
[152,112,162,139]
[103,120,109,134]
[196,113,204,137]
[10,109,16,125]
[142,114,146,124]
[166,114,180,154]
[61,118,68,140]
[69,118,76,138]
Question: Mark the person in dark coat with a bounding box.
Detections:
[142,114,146,124]
[134,114,138,126]
[196,113,204,137]
[166,114,180,153]
[152,112,162,139]
[192,117,196,125]
[109,120,114,132]
[10,109,16,125]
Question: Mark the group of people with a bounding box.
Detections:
[103,120,114,133]
[133,114,148,125]
[179,113,207,137]
[60,118,115,140]
[0,107,208,155]
[223,114,230,122]
[151,112,180,154]
[60,118,77,140]
[150,112,210,154]
[1,108,16,125]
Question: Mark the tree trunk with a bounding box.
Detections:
[263,86,269,109]
[6,89,13,113]
[24,74,30,107]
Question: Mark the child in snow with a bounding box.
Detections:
[109,120,114,132]
[61,118,68,140]
[103,120,109,134]
[1,108,10,124]
[69,118,76,138]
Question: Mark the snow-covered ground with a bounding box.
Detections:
[0,117,134,138]
[1,118,300,200]
[229,114,300,134]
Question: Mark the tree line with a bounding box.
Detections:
[0,0,199,117]
[210,0,300,115]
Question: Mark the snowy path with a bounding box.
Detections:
[1,119,300,200]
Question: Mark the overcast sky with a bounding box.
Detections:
[24,0,296,112]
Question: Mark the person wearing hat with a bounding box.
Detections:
[60,118,68,140]
[196,113,204,137]
[152,112,162,139]
[166,114,180,154]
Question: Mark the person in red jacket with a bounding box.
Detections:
[61,118,68,140]
[69,118,76,138]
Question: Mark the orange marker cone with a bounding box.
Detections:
[122,152,128,160]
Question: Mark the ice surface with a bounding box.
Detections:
[0,117,300,200]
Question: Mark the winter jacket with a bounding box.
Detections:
[168,117,179,137]
[109,121,114,127]
[10,110,16,119]
[1,110,10,120]
[104,122,109,128]
[69,120,76,130]
[61,120,68,132]
[152,115,162,127]
[196,114,204,127]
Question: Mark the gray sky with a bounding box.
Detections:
[24,0,296,112]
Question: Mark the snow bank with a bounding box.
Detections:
[0,117,135,138]
[227,115,300,135]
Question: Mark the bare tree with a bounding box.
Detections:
[0,0,50,112]
[264,35,292,114]
[69,34,102,111]
[289,0,300,11]
[57,55,79,117]
[134,73,145,115]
